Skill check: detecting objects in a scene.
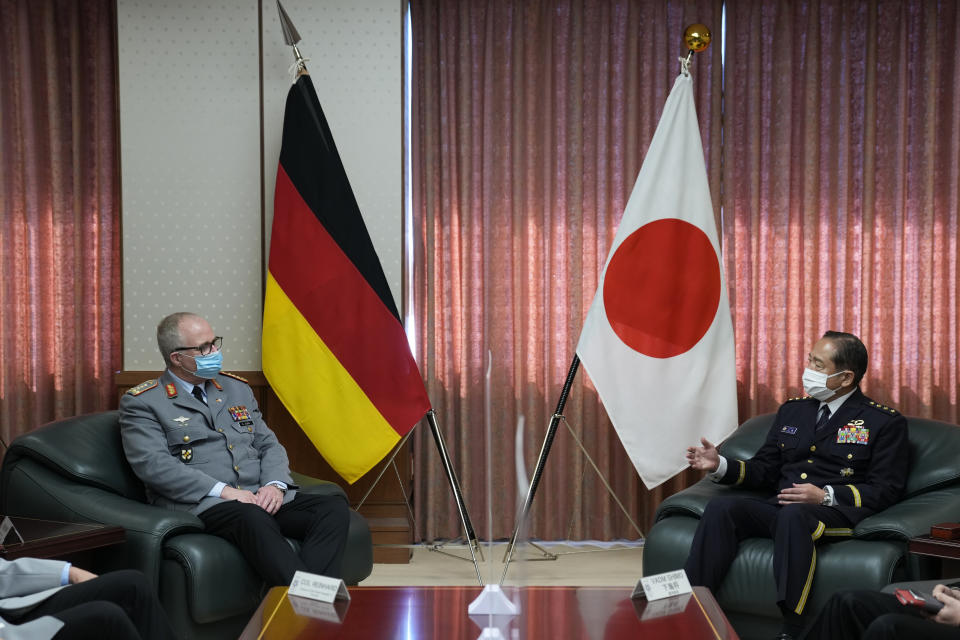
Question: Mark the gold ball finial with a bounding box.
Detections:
[684,24,711,52]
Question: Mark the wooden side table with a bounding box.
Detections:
[0,516,125,560]
[908,535,960,579]
[909,535,960,560]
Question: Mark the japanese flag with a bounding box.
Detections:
[576,72,738,489]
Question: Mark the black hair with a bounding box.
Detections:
[822,330,868,386]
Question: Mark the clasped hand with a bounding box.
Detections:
[776,483,825,505]
[220,484,285,514]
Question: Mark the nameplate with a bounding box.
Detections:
[640,592,692,619]
[631,569,692,601]
[287,594,348,623]
[288,571,350,604]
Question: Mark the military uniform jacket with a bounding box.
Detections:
[719,389,909,524]
[120,370,296,514]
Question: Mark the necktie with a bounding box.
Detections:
[191,385,206,405]
[816,405,831,430]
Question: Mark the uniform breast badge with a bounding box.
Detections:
[173,416,190,425]
[840,467,854,477]
[781,426,798,434]
[228,406,250,422]
[180,448,193,462]
[837,420,870,444]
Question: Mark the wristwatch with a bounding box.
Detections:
[820,487,833,506]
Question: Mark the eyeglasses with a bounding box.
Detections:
[173,336,223,356]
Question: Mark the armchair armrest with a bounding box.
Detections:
[290,470,348,501]
[854,487,960,540]
[655,478,768,521]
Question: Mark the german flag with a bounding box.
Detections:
[263,73,431,484]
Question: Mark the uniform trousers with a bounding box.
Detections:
[5,569,177,640]
[199,492,350,586]
[802,590,960,639]
[684,496,854,615]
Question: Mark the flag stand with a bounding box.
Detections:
[355,410,484,584]
[425,409,484,575]
[499,355,646,584]
[499,355,579,582]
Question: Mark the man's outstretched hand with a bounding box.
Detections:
[687,437,720,473]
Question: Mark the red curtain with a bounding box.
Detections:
[723,0,960,421]
[0,0,121,443]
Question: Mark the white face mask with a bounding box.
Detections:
[802,368,849,401]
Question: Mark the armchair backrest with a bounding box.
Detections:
[716,412,960,498]
[901,417,960,497]
[1,411,146,503]
[717,413,773,460]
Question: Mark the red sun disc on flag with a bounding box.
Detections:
[602,218,721,358]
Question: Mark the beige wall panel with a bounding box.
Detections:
[118,0,262,369]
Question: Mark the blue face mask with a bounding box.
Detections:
[189,351,223,379]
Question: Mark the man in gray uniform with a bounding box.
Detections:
[120,312,349,586]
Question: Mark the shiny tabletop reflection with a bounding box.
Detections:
[240,585,737,639]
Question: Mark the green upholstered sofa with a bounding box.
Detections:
[0,410,373,640]
[642,412,960,640]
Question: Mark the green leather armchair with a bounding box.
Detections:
[0,410,374,640]
[643,413,960,640]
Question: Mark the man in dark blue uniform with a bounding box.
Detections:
[684,331,909,640]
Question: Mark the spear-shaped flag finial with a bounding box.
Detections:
[277,1,307,74]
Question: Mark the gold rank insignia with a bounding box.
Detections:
[127,379,158,396]
[867,400,899,414]
[840,467,854,477]
[220,371,248,383]
[180,448,192,462]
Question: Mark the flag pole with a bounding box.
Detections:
[275,1,482,584]
[426,409,483,583]
[499,354,580,582]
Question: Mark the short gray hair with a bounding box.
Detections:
[157,312,198,367]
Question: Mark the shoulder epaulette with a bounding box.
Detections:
[220,371,248,384]
[866,400,899,415]
[786,396,813,402]
[127,379,158,396]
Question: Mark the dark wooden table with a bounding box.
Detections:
[240,584,738,639]
[0,516,125,560]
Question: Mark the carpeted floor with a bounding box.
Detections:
[360,541,644,587]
